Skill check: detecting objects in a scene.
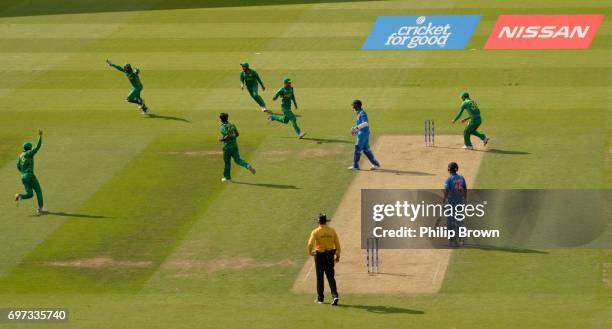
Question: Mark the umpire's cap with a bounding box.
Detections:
[448,162,459,172]
[318,213,328,224]
[352,99,362,108]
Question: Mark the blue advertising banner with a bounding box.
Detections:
[363,15,480,50]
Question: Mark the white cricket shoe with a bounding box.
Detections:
[14,194,21,206]
[261,107,269,113]
[37,208,48,216]
[221,177,232,182]
[347,166,359,170]
[370,164,380,170]
[248,165,256,175]
[298,132,306,139]
[462,146,474,150]
[483,137,490,146]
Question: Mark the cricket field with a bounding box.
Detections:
[0,0,610,328]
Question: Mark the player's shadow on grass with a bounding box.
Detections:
[372,168,433,176]
[433,146,529,155]
[232,181,300,189]
[285,137,351,144]
[44,212,112,219]
[482,148,530,155]
[336,304,424,315]
[144,113,191,123]
[462,244,547,254]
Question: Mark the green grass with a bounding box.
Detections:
[0,0,610,328]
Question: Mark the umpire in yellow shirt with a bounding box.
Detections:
[307,213,341,306]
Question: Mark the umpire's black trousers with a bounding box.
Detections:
[314,250,338,301]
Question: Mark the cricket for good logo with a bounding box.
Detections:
[485,15,604,49]
[363,15,480,50]
[385,16,453,48]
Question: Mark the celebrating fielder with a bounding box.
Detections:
[106,59,149,114]
[15,129,48,216]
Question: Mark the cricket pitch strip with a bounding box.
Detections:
[292,135,485,294]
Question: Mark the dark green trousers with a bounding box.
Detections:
[464,117,486,147]
[20,174,43,208]
[223,144,250,179]
[127,87,142,103]
[271,110,301,135]
[246,84,266,107]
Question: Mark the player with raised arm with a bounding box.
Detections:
[106,59,149,114]
[15,129,48,216]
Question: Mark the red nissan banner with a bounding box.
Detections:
[485,14,604,49]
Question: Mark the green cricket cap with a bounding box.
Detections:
[461,91,470,98]
[240,62,249,68]
[284,77,291,84]
[23,141,32,150]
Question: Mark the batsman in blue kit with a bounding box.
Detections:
[348,100,380,170]
[442,162,467,247]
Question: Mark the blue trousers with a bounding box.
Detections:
[353,134,380,168]
[447,217,465,244]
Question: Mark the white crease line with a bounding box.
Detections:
[303,263,314,282]
[432,261,441,284]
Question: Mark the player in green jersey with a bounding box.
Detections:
[106,59,149,114]
[219,113,256,182]
[452,91,489,150]
[268,78,306,139]
[240,63,268,113]
[15,129,48,216]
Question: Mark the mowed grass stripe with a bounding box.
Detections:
[0,22,372,38]
[1,36,608,53]
[0,37,365,52]
[2,50,610,70]
[6,68,609,90]
[0,87,607,113]
[0,131,261,293]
